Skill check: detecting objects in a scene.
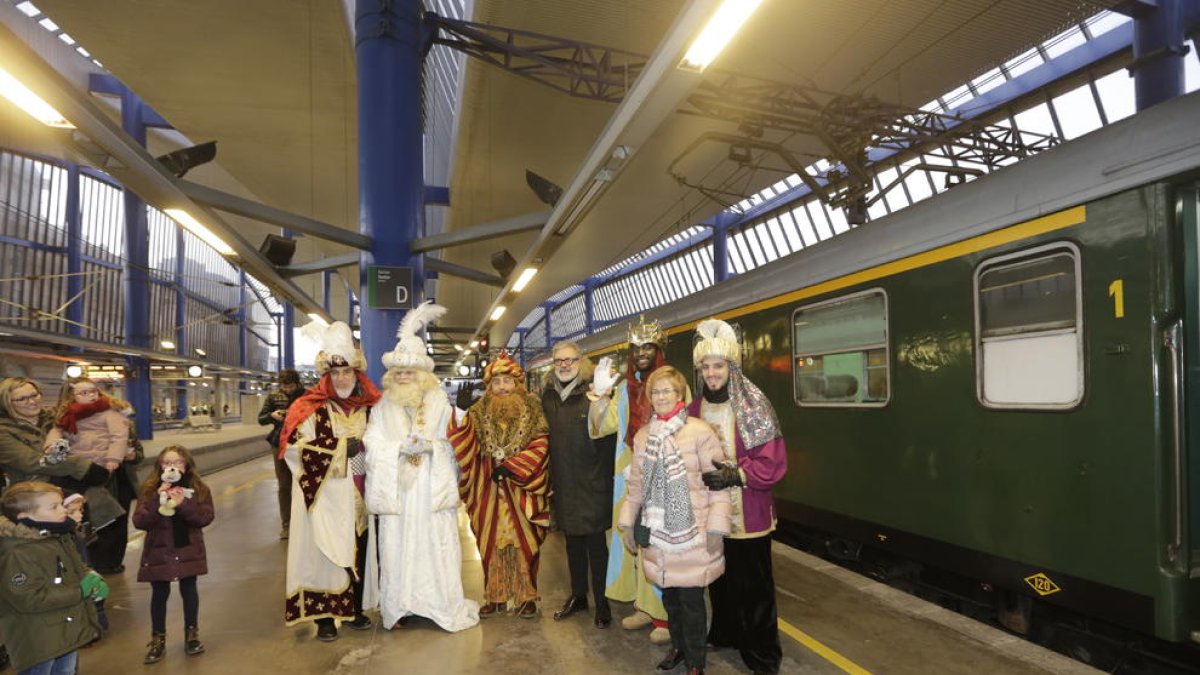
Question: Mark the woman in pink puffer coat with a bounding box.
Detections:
[618,366,730,675]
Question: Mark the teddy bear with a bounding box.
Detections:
[158,465,195,516]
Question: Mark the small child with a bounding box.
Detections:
[0,481,106,673]
[132,445,214,665]
[64,492,108,632]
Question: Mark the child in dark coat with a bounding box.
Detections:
[132,445,214,665]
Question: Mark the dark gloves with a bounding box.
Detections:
[455,384,476,411]
[82,463,112,487]
[701,462,742,490]
[491,465,516,483]
[345,437,363,459]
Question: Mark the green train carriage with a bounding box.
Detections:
[564,91,1200,647]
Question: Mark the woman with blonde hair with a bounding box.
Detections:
[0,377,108,488]
[618,366,730,675]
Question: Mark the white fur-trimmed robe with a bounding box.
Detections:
[363,388,479,632]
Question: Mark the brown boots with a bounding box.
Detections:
[185,625,205,656]
[144,628,204,665]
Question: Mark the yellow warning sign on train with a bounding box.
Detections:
[1023,572,1061,596]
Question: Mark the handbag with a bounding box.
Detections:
[633,507,651,547]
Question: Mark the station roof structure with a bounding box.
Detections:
[9,0,1125,366]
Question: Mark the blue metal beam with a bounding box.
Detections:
[64,164,82,340]
[88,74,173,129]
[424,185,450,205]
[120,89,153,439]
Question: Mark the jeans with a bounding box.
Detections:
[19,651,77,675]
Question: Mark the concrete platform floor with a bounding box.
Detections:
[77,457,1097,674]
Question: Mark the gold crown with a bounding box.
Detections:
[627,314,665,346]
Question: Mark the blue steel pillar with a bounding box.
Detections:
[1130,0,1188,110]
[356,0,426,385]
[282,304,296,370]
[542,303,555,349]
[65,163,82,340]
[238,270,249,372]
[350,0,427,384]
[712,221,731,283]
[583,281,596,336]
[121,90,153,440]
[174,225,187,420]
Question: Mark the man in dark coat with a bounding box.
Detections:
[541,341,617,628]
[257,369,304,539]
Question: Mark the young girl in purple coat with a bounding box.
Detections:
[132,445,214,665]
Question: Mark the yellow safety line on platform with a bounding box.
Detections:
[779,619,873,675]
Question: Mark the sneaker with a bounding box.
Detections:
[315,621,338,642]
[345,614,373,631]
[621,610,653,630]
[649,626,672,644]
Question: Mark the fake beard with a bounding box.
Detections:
[486,392,524,423]
[385,381,424,409]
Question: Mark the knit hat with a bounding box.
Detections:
[483,350,524,384]
[302,320,366,374]
[692,318,740,367]
[381,300,446,373]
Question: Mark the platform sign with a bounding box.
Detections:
[368,266,414,310]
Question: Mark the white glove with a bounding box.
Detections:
[592,356,619,396]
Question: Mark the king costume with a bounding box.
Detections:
[279,321,379,639]
[448,353,550,617]
[363,301,478,632]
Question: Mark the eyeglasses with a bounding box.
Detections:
[11,392,42,404]
[73,388,100,397]
[649,388,677,397]
[161,460,187,468]
[552,357,579,366]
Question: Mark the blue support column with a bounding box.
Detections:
[238,270,249,371]
[542,303,554,349]
[1129,0,1189,110]
[583,282,596,336]
[712,221,731,283]
[356,0,426,385]
[174,225,187,420]
[65,163,82,340]
[121,90,153,440]
[283,304,296,370]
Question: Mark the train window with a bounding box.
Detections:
[792,290,889,407]
[975,244,1082,408]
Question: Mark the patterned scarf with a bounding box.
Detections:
[57,397,111,435]
[728,364,782,449]
[640,406,700,553]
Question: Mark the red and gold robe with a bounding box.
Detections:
[449,393,550,594]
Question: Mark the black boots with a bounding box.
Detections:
[594,601,612,629]
[315,618,338,642]
[184,626,205,656]
[143,634,166,664]
[345,614,373,631]
[552,595,588,621]
[656,648,685,671]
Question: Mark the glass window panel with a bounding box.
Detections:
[1187,39,1199,94]
[1013,103,1058,138]
[793,291,888,406]
[826,203,850,234]
[1005,47,1044,80]
[1044,25,1087,60]
[972,67,1006,96]
[1086,11,1130,38]
[780,210,808,249]
[1050,84,1103,140]
[1094,69,1136,123]
[979,252,1076,337]
[765,216,792,256]
[799,203,823,244]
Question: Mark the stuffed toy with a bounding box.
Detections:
[40,438,71,466]
[158,465,195,516]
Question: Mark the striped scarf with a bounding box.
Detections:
[640,408,700,552]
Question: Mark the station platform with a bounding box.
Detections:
[76,457,1097,674]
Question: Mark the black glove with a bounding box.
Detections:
[345,437,363,458]
[455,384,475,411]
[82,462,112,487]
[491,465,516,483]
[701,462,742,490]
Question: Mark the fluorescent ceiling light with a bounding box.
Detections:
[57,33,75,46]
[164,208,234,255]
[454,343,463,351]
[512,267,538,292]
[679,0,763,72]
[490,306,507,321]
[306,313,328,327]
[160,339,176,349]
[462,349,471,356]
[0,66,73,128]
[194,348,207,357]
[15,2,40,18]
[37,17,57,32]
[469,340,479,349]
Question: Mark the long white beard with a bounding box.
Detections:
[385,382,424,409]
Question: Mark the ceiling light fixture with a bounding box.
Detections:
[490,306,506,321]
[160,339,176,350]
[469,340,479,349]
[164,208,234,255]
[512,267,538,292]
[678,0,763,72]
[194,348,207,357]
[0,65,73,128]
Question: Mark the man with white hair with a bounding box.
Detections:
[363,301,479,632]
[279,321,380,642]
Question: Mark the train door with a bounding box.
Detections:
[1177,184,1200,642]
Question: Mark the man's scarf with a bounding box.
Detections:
[277,371,380,457]
[57,397,112,435]
[727,364,782,449]
[640,405,699,553]
[552,373,581,402]
[624,348,666,443]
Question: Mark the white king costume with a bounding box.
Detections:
[363,301,479,631]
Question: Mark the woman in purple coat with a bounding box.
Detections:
[132,445,214,665]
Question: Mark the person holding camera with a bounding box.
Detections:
[257,369,304,540]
